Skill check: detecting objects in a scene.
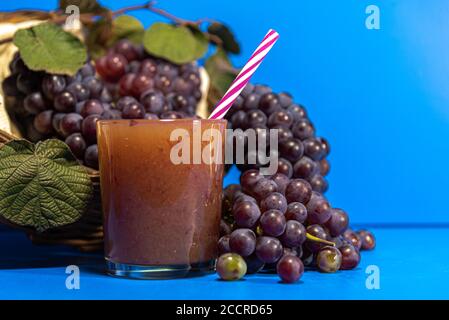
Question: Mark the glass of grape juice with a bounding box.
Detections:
[97,118,226,279]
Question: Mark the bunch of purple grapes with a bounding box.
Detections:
[2,40,202,169]
[217,85,376,283]
[218,173,375,283]
[2,52,114,169]
[226,83,330,194]
[95,39,202,118]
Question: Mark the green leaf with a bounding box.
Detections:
[205,47,237,96]
[188,25,209,60]
[111,15,144,45]
[59,0,106,14]
[13,23,87,76]
[207,22,240,54]
[0,139,93,232]
[143,22,207,64]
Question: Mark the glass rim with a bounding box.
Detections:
[97,118,227,126]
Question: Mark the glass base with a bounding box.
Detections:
[105,258,216,279]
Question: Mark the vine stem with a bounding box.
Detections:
[0,1,215,45]
[306,233,336,247]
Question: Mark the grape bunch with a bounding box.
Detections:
[218,173,376,283]
[2,40,202,169]
[217,85,376,283]
[225,83,330,194]
[95,39,202,118]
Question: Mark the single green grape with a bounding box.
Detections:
[216,253,247,281]
[316,246,342,273]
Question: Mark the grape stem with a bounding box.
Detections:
[0,1,223,46]
[306,233,335,247]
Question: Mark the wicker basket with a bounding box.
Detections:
[0,129,104,252]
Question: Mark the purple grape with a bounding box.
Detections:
[42,74,66,99]
[82,76,103,98]
[259,209,286,237]
[65,133,86,159]
[141,91,166,114]
[52,113,65,135]
[309,174,328,193]
[81,114,101,144]
[269,173,289,194]
[279,138,304,163]
[340,244,361,270]
[24,92,47,114]
[80,99,104,118]
[239,169,263,195]
[306,191,331,224]
[218,235,231,255]
[229,228,256,257]
[278,92,293,108]
[113,39,140,62]
[116,96,137,111]
[303,137,326,161]
[252,178,278,201]
[255,236,283,264]
[319,158,330,176]
[233,200,261,228]
[285,202,308,223]
[293,157,319,179]
[258,92,281,115]
[243,93,261,111]
[33,110,53,135]
[84,144,98,169]
[280,220,306,248]
[291,118,315,140]
[260,192,287,214]
[276,255,304,283]
[54,91,77,112]
[276,158,293,178]
[343,228,362,250]
[66,82,90,101]
[245,109,267,128]
[357,230,376,250]
[140,58,157,75]
[287,104,307,121]
[60,113,83,137]
[267,110,293,128]
[285,179,312,204]
[325,208,349,237]
[132,73,154,98]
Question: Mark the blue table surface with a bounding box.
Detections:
[1,225,448,300]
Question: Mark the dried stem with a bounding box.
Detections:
[0,1,218,46]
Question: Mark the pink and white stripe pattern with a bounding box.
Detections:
[209,29,280,120]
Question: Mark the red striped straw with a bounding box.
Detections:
[208,29,280,120]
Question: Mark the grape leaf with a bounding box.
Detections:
[59,0,106,14]
[13,23,87,76]
[207,22,240,54]
[188,25,209,59]
[205,48,237,96]
[0,139,93,232]
[111,15,144,44]
[143,22,208,64]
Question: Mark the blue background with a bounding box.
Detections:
[3,0,449,224]
[1,0,449,301]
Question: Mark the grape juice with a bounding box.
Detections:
[97,119,226,279]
